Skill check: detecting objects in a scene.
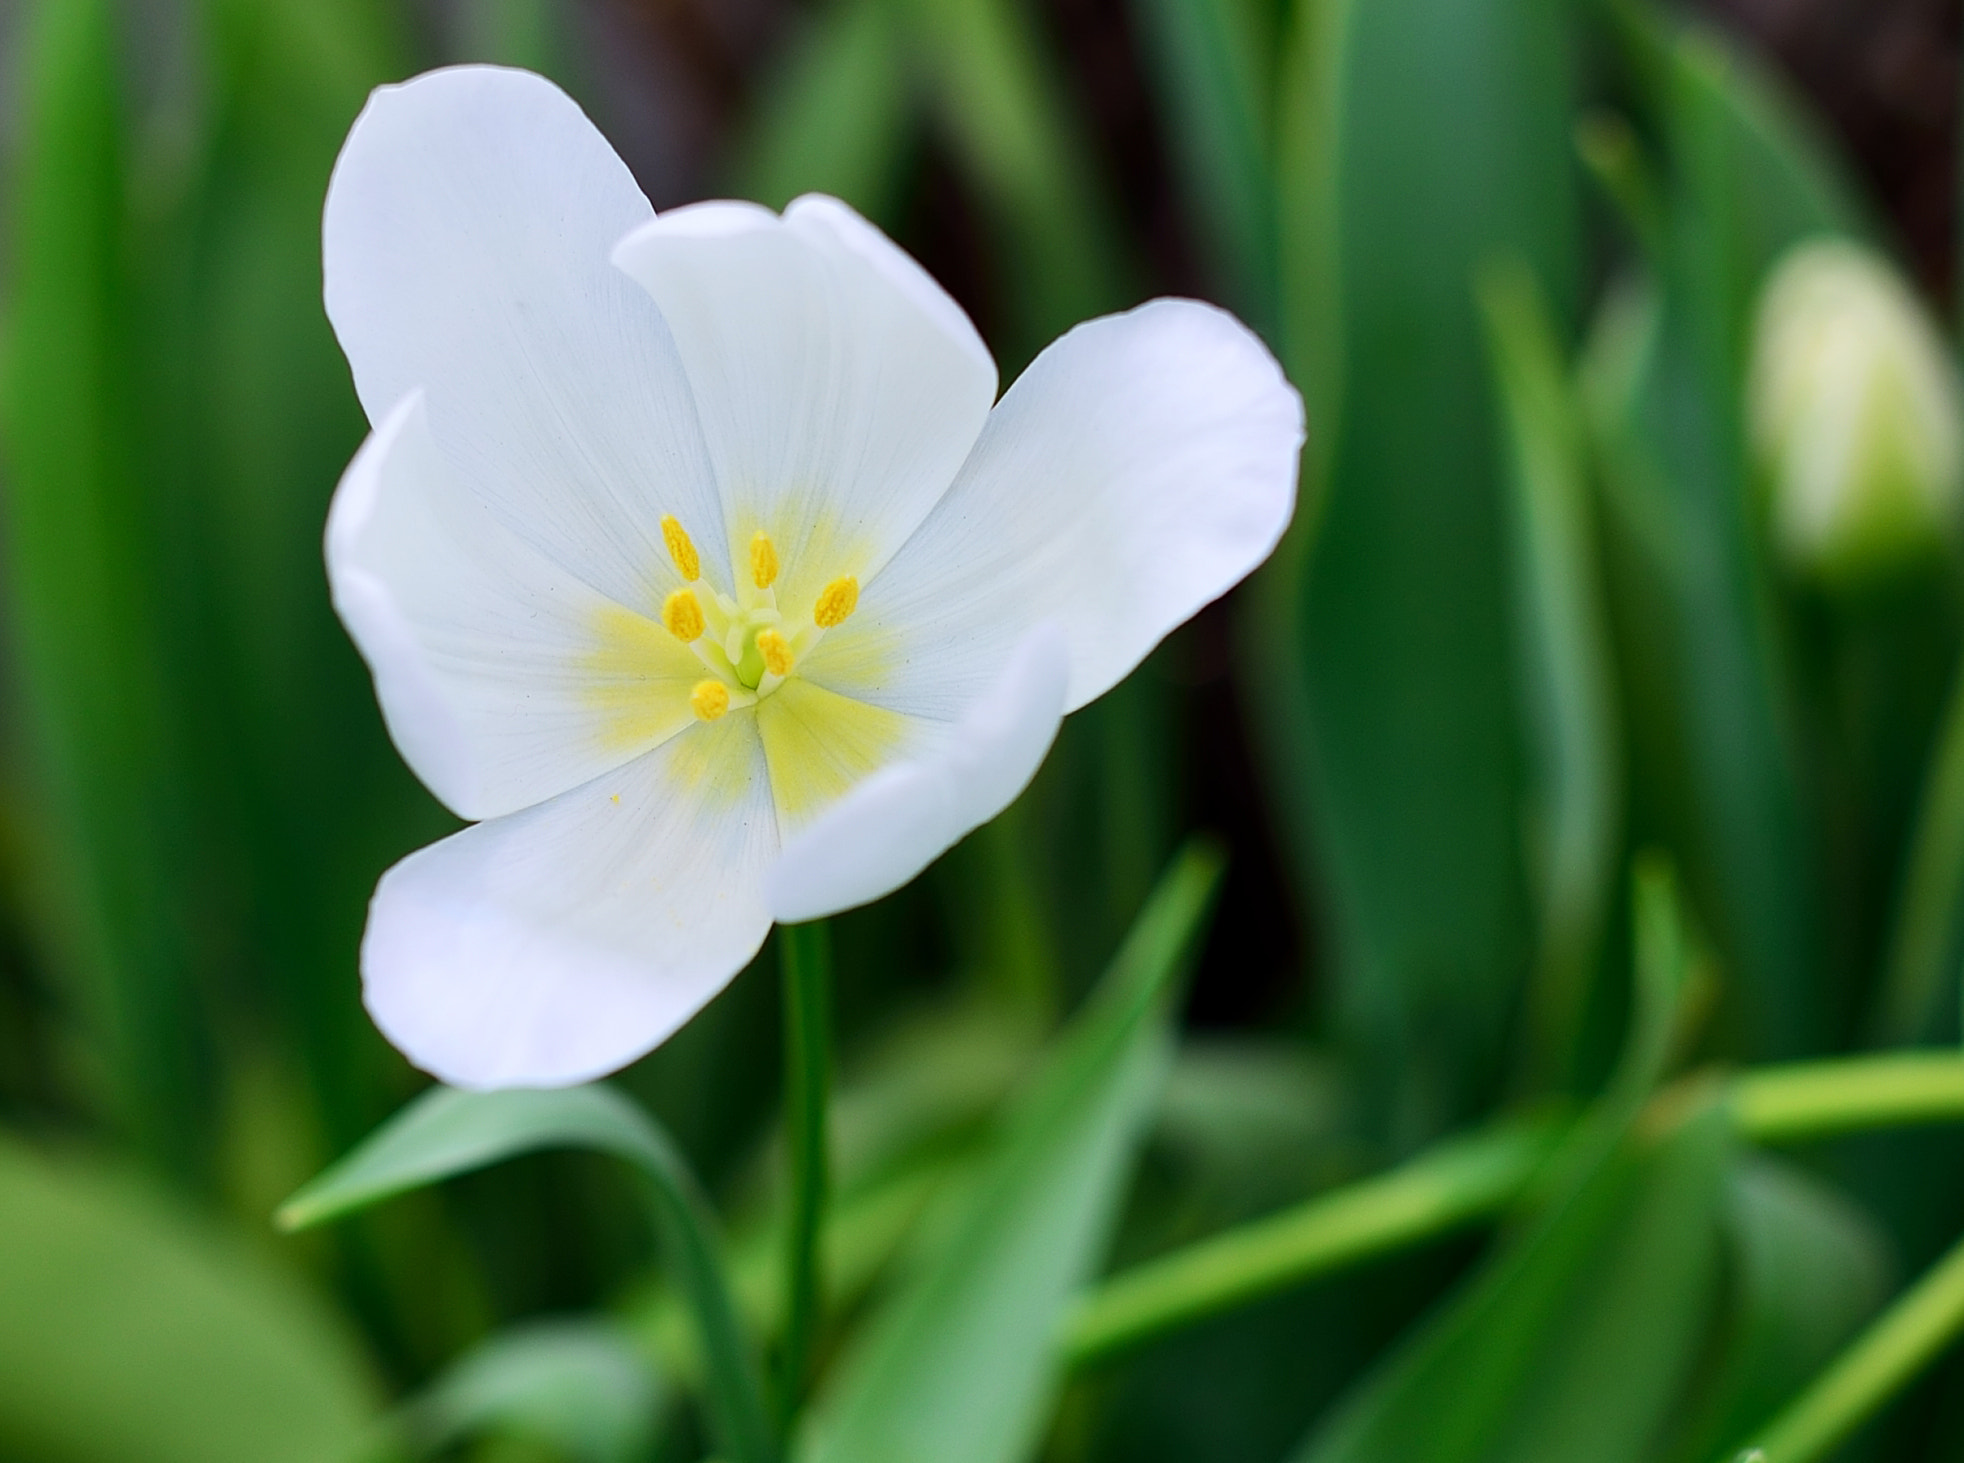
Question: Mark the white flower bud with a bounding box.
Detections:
[1748,238,1963,590]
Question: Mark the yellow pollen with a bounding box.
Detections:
[749,532,780,590]
[690,680,731,721]
[813,576,859,629]
[661,515,700,582]
[756,628,794,678]
[662,589,705,642]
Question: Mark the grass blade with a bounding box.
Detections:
[798,842,1223,1463]
[280,1085,778,1463]
[1478,254,1624,1094]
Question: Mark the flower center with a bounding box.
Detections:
[657,516,859,721]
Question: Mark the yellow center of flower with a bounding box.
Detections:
[655,517,862,719]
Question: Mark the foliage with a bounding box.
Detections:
[5,0,1964,1460]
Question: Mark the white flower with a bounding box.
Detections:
[1750,237,1964,589]
[323,66,1303,1090]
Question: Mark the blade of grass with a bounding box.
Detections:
[0,0,204,1177]
[798,842,1222,1463]
[1126,0,1279,324]
[280,1086,778,1463]
[1723,1226,1964,1463]
[732,0,913,221]
[894,0,1133,360]
[1061,1116,1561,1367]
[1731,1053,1964,1142]
[1479,254,1624,1095]
[1667,1155,1888,1463]
[1277,0,1584,1142]
[1048,1049,1964,1369]
[1869,657,1964,1043]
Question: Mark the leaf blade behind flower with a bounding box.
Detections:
[0,1135,379,1463]
[797,840,1224,1463]
[280,1083,777,1463]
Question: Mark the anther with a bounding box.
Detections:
[813,576,859,629]
[662,589,705,642]
[661,515,700,582]
[690,680,731,721]
[749,532,780,590]
[756,628,794,678]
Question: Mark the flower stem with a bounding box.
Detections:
[778,918,833,1421]
[1725,1226,1964,1463]
[1730,1053,1964,1143]
[1060,1117,1561,1366]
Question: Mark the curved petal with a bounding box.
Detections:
[754,678,942,837]
[324,65,727,612]
[766,625,1068,922]
[328,391,707,821]
[609,193,997,610]
[803,299,1303,717]
[362,717,778,1089]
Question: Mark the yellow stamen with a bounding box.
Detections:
[756,628,794,678]
[813,576,859,629]
[662,589,705,642]
[690,680,731,721]
[749,532,780,590]
[661,515,700,582]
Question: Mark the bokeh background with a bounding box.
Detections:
[4,0,1964,1459]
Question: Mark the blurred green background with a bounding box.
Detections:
[5,0,1964,1459]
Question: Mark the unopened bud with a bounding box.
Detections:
[1749,238,1963,590]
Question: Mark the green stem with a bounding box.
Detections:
[1060,1118,1560,1366]
[778,919,833,1421]
[1725,1227,1964,1463]
[1730,1053,1964,1144]
[1061,1054,1964,1368]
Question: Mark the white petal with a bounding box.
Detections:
[609,193,997,609]
[327,391,707,821]
[766,625,1068,923]
[803,299,1303,718]
[324,65,727,612]
[362,718,778,1089]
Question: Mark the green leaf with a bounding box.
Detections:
[1608,0,1866,256]
[1723,1222,1964,1462]
[0,0,205,1176]
[1478,254,1624,1094]
[797,842,1224,1463]
[1669,1155,1889,1462]
[0,1133,378,1463]
[1270,0,1344,478]
[1583,4,1863,1059]
[1240,0,1345,901]
[1290,1089,1731,1463]
[183,0,426,1151]
[1126,0,1279,322]
[733,0,913,222]
[1269,0,1584,1141]
[1288,857,1717,1463]
[1063,1115,1559,1369]
[281,1084,777,1463]
[894,0,1134,359]
[404,1318,669,1463]
[622,1001,1037,1387]
[1152,1038,1353,1215]
[1873,655,1964,1042]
